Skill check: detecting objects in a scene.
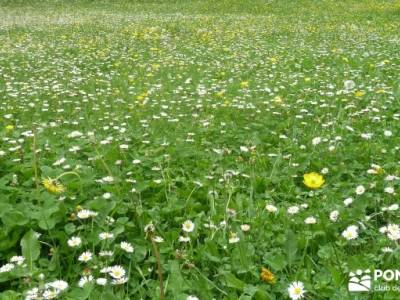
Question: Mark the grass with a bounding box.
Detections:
[0,0,400,299]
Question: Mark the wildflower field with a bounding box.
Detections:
[0,0,400,299]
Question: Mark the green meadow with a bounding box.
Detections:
[0,0,400,299]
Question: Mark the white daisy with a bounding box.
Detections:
[240,224,251,231]
[67,236,81,247]
[96,278,107,286]
[78,275,93,287]
[78,251,93,262]
[343,197,353,206]
[304,217,316,224]
[355,185,365,195]
[182,220,195,232]
[120,241,134,253]
[342,225,359,240]
[329,210,339,222]
[287,206,300,215]
[288,281,306,300]
[228,232,240,244]
[344,80,356,90]
[0,263,15,273]
[77,209,97,219]
[265,204,278,213]
[48,280,68,291]
[99,232,114,240]
[109,265,126,279]
[10,256,25,265]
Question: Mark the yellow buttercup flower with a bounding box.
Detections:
[5,125,14,131]
[42,177,65,193]
[303,172,325,189]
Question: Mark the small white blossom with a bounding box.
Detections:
[344,80,356,90]
[47,280,68,291]
[78,276,93,287]
[265,204,278,213]
[312,137,322,146]
[67,236,81,247]
[109,265,126,279]
[344,197,353,206]
[228,232,240,244]
[99,232,114,240]
[304,217,317,224]
[0,263,15,273]
[384,187,395,194]
[10,256,25,265]
[329,210,339,222]
[96,278,107,286]
[182,220,195,232]
[77,209,98,219]
[120,241,134,253]
[288,281,306,300]
[342,225,359,240]
[287,206,300,215]
[78,251,93,262]
[355,185,365,195]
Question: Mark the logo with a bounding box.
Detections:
[348,269,371,292]
[348,269,400,293]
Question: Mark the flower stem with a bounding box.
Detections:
[32,128,40,190]
[150,235,165,300]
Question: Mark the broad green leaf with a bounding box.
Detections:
[21,230,40,272]
[2,210,28,228]
[65,285,93,300]
[0,203,12,218]
[167,260,189,294]
[0,290,21,300]
[264,253,287,271]
[223,273,246,291]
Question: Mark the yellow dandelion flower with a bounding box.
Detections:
[5,125,14,132]
[240,81,249,88]
[42,177,65,193]
[261,267,276,284]
[216,91,225,98]
[354,90,365,97]
[303,172,325,189]
[376,167,385,175]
